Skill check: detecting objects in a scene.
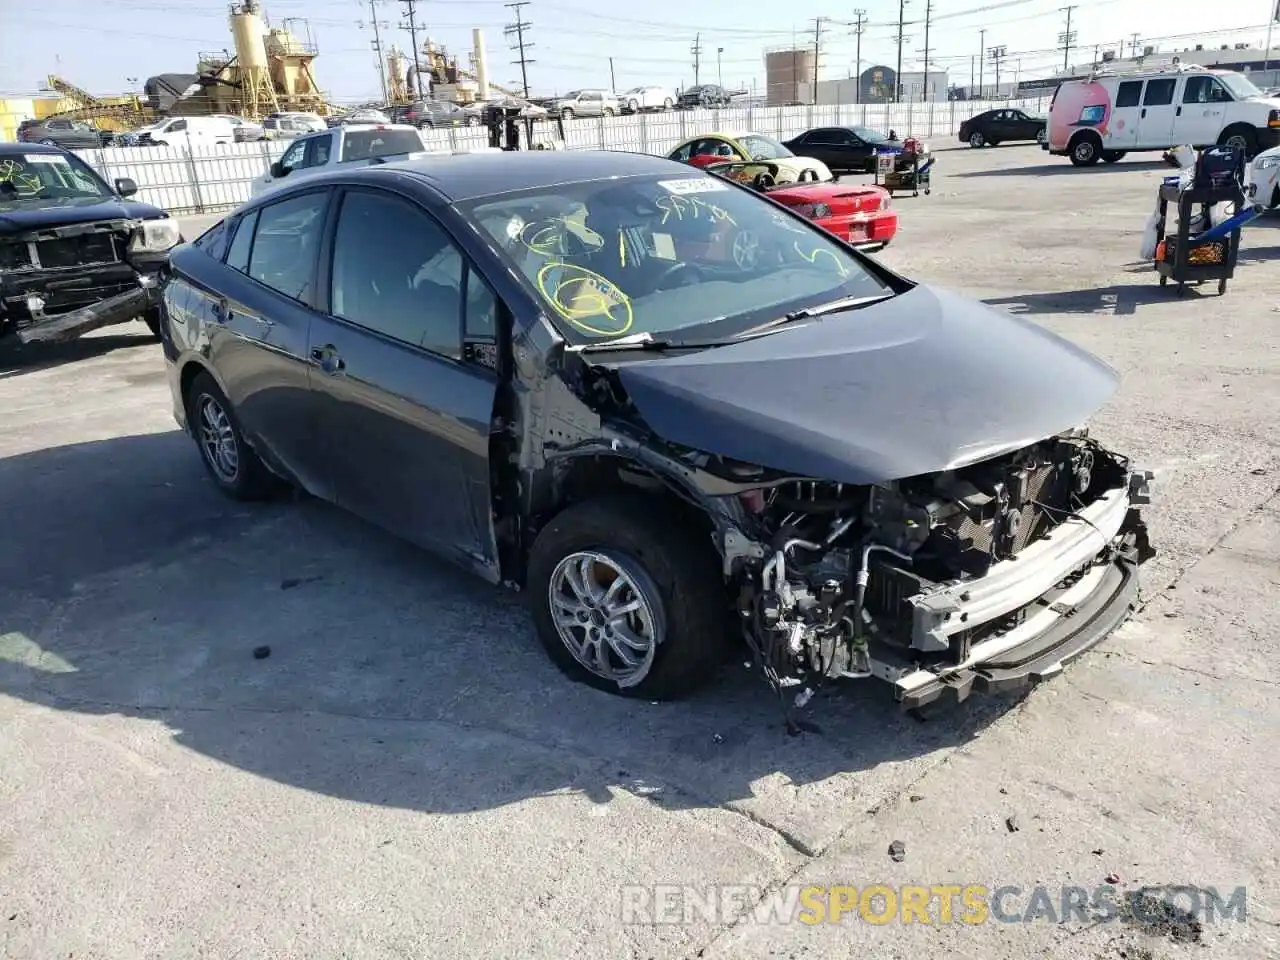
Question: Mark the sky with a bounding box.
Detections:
[3,0,1278,103]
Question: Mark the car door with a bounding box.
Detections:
[1178,74,1230,147]
[306,186,501,568]
[790,129,836,167]
[579,91,603,116]
[1012,110,1041,140]
[1136,77,1179,148]
[1108,79,1144,150]
[206,189,334,497]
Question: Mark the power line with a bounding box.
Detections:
[1059,5,1078,72]
[504,1,534,98]
[398,0,425,100]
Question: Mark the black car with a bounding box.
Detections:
[16,117,104,151]
[958,108,1047,148]
[400,100,476,128]
[0,143,179,346]
[160,150,1153,716]
[781,126,903,174]
[676,84,732,110]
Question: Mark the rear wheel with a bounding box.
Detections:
[527,496,727,700]
[968,131,986,147]
[185,370,277,501]
[1069,134,1101,166]
[1036,127,1047,144]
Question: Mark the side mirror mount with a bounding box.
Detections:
[269,161,287,178]
[114,177,138,198]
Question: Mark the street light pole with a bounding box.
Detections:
[717,47,724,87]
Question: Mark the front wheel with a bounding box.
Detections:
[603,107,616,117]
[185,370,277,501]
[1036,127,1047,144]
[628,99,640,113]
[527,496,727,700]
[1218,126,1258,159]
[1069,136,1101,166]
[560,108,575,120]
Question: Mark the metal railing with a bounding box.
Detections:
[70,97,1051,215]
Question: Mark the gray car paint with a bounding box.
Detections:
[608,284,1120,485]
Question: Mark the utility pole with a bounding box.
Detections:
[503,1,534,98]
[399,0,424,100]
[989,44,1006,98]
[919,0,932,101]
[1129,33,1141,58]
[894,0,910,102]
[811,18,824,104]
[364,0,389,103]
[978,28,986,99]
[717,47,724,87]
[691,33,703,86]
[1059,5,1077,73]
[852,9,866,103]
[608,56,615,91]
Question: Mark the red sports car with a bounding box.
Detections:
[705,160,898,251]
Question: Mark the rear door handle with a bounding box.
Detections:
[310,345,345,374]
[210,298,228,322]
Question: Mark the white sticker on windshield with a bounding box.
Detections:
[657,177,728,195]
[25,154,69,164]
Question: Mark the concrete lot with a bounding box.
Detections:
[2,144,1278,960]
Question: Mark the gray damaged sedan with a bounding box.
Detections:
[158,151,1154,722]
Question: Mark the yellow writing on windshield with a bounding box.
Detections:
[656,195,737,226]
[536,262,634,336]
[793,241,850,277]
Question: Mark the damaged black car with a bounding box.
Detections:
[159,151,1154,718]
[0,142,180,346]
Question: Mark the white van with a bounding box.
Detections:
[1047,64,1280,166]
[141,116,235,147]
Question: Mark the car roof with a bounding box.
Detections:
[324,150,692,201]
[0,141,64,155]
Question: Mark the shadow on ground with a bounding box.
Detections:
[0,431,1019,843]
[984,283,1200,316]
[954,160,1169,178]
[0,332,156,379]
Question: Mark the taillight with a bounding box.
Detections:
[792,202,831,219]
[1269,109,1280,129]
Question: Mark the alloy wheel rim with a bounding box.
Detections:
[1225,134,1247,152]
[1075,141,1094,161]
[198,394,239,482]
[970,132,984,147]
[547,550,663,687]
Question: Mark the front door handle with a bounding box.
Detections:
[1176,106,1182,116]
[1140,108,1147,118]
[310,344,345,374]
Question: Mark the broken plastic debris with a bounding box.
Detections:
[794,687,815,709]
[1005,815,1020,833]
[888,840,906,862]
[1105,872,1121,885]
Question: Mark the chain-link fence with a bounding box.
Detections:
[71,97,1052,215]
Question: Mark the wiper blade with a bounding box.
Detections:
[784,292,895,322]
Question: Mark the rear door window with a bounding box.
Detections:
[247,191,329,302]
[226,210,258,272]
[1143,79,1176,106]
[339,128,424,162]
[1115,81,1143,108]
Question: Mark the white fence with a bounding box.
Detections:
[74,98,1051,215]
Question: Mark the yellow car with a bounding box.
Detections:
[667,131,833,185]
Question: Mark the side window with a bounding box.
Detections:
[585,91,603,102]
[671,142,693,161]
[49,120,71,130]
[248,192,328,301]
[194,218,231,260]
[1207,80,1232,103]
[1143,79,1176,106]
[226,210,258,272]
[306,135,332,167]
[805,129,840,145]
[170,119,188,132]
[329,190,463,359]
[1115,81,1143,108]
[278,139,306,171]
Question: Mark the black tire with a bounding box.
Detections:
[561,108,575,120]
[968,131,985,147]
[1069,134,1101,166]
[663,98,674,110]
[603,107,616,117]
[1218,125,1258,159]
[1035,127,1047,145]
[526,495,727,700]
[1101,150,1126,163]
[184,370,277,501]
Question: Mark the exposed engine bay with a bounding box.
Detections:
[711,430,1153,715]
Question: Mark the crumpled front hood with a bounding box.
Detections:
[0,198,165,234]
[611,285,1120,485]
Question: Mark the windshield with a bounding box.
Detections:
[737,134,793,160]
[0,152,113,209]
[339,128,424,161]
[852,126,889,143]
[1216,73,1263,100]
[460,172,891,345]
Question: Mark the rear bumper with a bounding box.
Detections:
[823,210,899,249]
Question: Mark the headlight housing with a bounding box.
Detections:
[130,218,181,254]
[1255,156,1280,171]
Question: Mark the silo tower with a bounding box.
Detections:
[229,0,279,117]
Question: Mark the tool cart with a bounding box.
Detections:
[875,137,933,197]
[1152,145,1247,296]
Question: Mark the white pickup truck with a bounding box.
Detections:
[250,124,498,197]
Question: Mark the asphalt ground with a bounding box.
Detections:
[1,141,1277,960]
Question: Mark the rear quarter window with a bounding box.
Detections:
[1115,81,1143,109]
